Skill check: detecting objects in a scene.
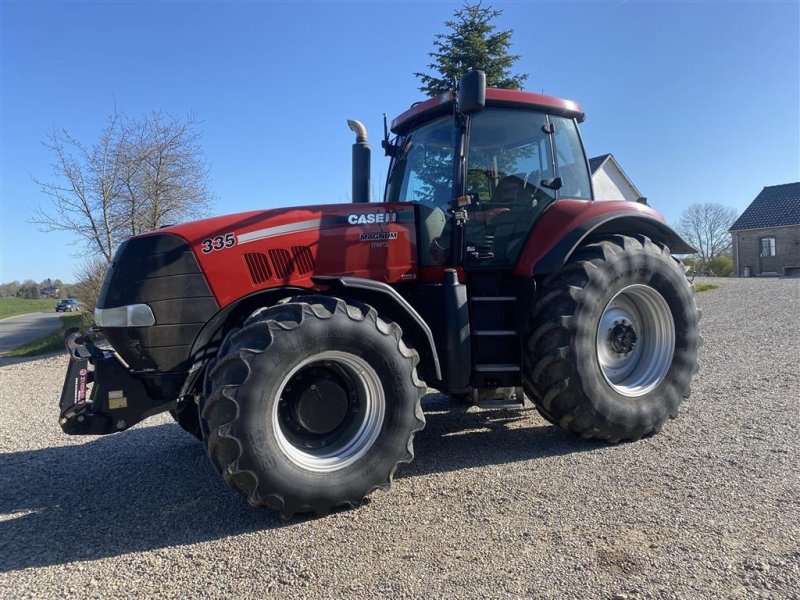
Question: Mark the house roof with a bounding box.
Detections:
[588,153,643,200]
[729,182,800,231]
[588,154,612,174]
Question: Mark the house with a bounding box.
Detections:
[39,286,60,299]
[589,154,647,204]
[729,182,800,277]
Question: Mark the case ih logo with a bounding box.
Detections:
[347,212,398,225]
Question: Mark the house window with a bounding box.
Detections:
[760,237,776,257]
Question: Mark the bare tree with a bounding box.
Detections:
[676,203,738,263]
[32,111,129,261]
[34,108,212,262]
[128,112,212,233]
[0,281,21,297]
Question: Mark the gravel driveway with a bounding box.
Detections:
[0,277,797,599]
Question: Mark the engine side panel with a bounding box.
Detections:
[159,203,419,308]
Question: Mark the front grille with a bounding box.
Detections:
[97,233,218,372]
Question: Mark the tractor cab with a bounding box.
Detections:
[385,74,592,271]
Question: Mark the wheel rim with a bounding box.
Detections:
[596,284,675,397]
[272,351,385,473]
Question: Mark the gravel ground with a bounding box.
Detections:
[0,277,798,599]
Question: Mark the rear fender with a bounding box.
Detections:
[514,200,696,277]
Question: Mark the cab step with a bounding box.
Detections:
[473,386,525,409]
[475,363,520,373]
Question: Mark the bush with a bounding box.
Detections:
[73,257,109,322]
[680,256,700,272]
[15,282,40,299]
[679,255,733,277]
[706,255,733,277]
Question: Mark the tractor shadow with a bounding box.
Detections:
[0,393,600,572]
[401,393,602,478]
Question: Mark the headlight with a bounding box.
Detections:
[95,304,156,327]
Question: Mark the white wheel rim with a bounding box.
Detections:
[272,351,385,473]
[596,284,675,397]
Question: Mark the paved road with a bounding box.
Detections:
[0,312,64,354]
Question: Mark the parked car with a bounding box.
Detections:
[56,299,80,312]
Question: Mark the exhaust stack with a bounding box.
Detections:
[348,120,371,203]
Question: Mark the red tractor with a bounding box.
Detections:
[60,72,700,516]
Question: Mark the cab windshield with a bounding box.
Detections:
[385,116,457,210]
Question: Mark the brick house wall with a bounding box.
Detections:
[732,225,800,276]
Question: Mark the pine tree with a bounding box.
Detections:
[415,1,528,96]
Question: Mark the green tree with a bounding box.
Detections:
[416,1,528,96]
[16,281,40,299]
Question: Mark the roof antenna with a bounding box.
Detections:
[381,113,397,157]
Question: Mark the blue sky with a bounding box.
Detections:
[2,0,798,282]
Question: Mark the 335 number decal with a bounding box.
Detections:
[201,233,236,254]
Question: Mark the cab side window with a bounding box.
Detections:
[551,116,592,200]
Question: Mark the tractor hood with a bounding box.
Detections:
[153,203,418,307]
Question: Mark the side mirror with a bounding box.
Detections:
[541,177,563,191]
[458,70,486,115]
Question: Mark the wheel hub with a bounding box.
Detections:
[596,284,676,397]
[273,352,385,473]
[292,377,349,435]
[610,323,637,355]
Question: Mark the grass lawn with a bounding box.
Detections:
[695,283,719,293]
[0,297,59,319]
[3,313,84,357]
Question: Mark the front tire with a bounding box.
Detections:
[170,400,202,440]
[523,234,700,442]
[202,296,426,517]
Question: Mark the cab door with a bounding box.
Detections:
[462,109,593,270]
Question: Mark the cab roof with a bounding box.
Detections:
[391,88,585,136]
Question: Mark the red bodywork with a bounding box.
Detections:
[391,88,585,135]
[148,89,667,307]
[154,196,666,306]
[158,203,418,308]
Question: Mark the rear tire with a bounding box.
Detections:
[202,295,426,517]
[523,234,700,442]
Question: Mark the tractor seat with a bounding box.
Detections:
[493,173,529,203]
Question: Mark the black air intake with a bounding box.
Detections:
[243,252,272,284]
